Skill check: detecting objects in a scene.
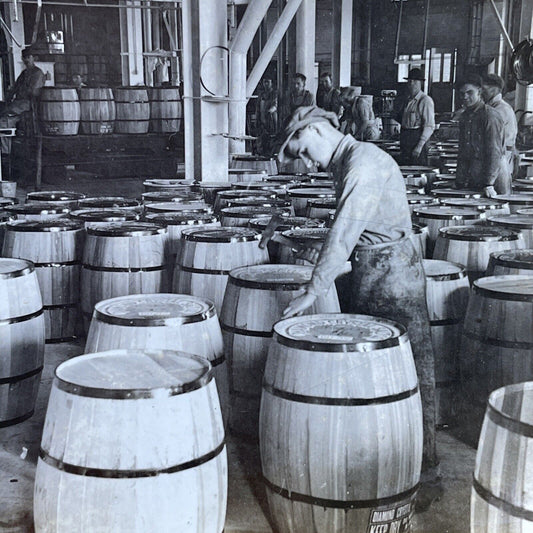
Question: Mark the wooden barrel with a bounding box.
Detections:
[226,197,291,210]
[3,220,84,342]
[228,169,268,183]
[114,87,150,134]
[85,293,229,419]
[0,258,45,426]
[471,382,533,532]
[141,190,203,204]
[143,179,194,193]
[190,181,233,205]
[297,179,335,189]
[423,259,470,425]
[411,223,429,258]
[4,203,71,221]
[460,275,533,444]
[173,227,269,314]
[288,188,336,217]
[486,249,533,276]
[69,209,139,228]
[488,214,533,248]
[79,87,116,135]
[400,166,438,188]
[512,182,533,193]
[264,174,311,186]
[407,194,439,215]
[495,194,533,214]
[144,201,212,215]
[0,197,18,207]
[214,190,276,214]
[413,207,484,256]
[260,314,422,533]
[230,180,284,192]
[39,87,80,136]
[276,227,329,264]
[78,197,141,212]
[432,189,482,200]
[220,206,291,228]
[33,349,227,532]
[26,191,85,208]
[440,197,510,217]
[433,226,525,284]
[518,207,533,216]
[80,222,169,329]
[150,86,182,133]
[221,265,340,439]
[306,198,337,220]
[231,154,278,175]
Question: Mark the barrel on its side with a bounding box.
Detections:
[150,86,182,133]
[114,87,150,134]
[40,87,80,136]
[79,87,116,135]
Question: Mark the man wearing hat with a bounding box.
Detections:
[278,105,442,513]
[398,68,435,165]
[456,74,509,196]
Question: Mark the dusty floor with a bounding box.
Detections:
[0,172,477,532]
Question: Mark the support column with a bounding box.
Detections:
[295,0,316,97]
[3,1,25,83]
[182,0,228,181]
[515,0,533,120]
[332,0,353,87]
[119,0,144,86]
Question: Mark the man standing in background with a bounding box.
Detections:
[316,72,342,117]
[283,73,314,123]
[256,77,278,156]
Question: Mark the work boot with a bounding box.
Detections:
[415,471,444,513]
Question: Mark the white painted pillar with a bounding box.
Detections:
[4,2,25,83]
[182,0,228,181]
[332,0,353,87]
[295,0,316,97]
[119,0,145,86]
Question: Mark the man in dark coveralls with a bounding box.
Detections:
[278,106,442,512]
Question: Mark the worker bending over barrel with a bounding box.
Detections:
[278,106,442,512]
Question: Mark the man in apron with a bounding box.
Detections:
[278,106,442,512]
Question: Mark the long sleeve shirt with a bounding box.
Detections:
[7,65,45,102]
[307,136,413,297]
[317,87,342,115]
[401,90,435,139]
[487,94,517,151]
[456,101,506,188]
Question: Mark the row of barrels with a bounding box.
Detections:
[39,86,182,136]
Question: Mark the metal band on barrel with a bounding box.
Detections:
[39,440,225,479]
[464,330,533,349]
[178,265,232,275]
[263,476,418,510]
[429,317,463,326]
[0,262,34,279]
[33,260,81,268]
[82,264,167,273]
[0,410,34,428]
[221,323,272,338]
[0,366,43,385]
[262,383,419,406]
[94,305,216,326]
[0,308,43,325]
[472,284,533,302]
[487,402,533,438]
[473,476,533,522]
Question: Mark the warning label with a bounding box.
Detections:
[366,502,412,533]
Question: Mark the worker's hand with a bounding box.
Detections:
[412,144,423,159]
[282,292,318,318]
[294,245,320,265]
[484,185,497,198]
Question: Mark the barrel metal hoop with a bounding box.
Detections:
[0,263,34,279]
[263,476,419,510]
[43,302,78,310]
[472,476,533,522]
[429,317,464,326]
[39,440,226,479]
[82,264,166,273]
[0,366,43,385]
[93,306,216,327]
[54,369,214,398]
[46,336,79,344]
[211,355,226,368]
[0,410,34,428]
[178,265,232,276]
[472,285,533,303]
[221,323,272,338]
[464,330,533,349]
[226,276,308,291]
[0,308,43,325]
[33,260,81,268]
[487,402,533,438]
[490,257,533,271]
[262,383,419,406]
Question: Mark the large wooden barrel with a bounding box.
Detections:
[114,87,150,134]
[144,201,212,215]
[26,191,85,208]
[460,275,533,444]
[78,197,141,212]
[488,214,533,248]
[260,314,423,533]
[0,197,18,207]
[79,87,116,135]
[306,198,337,220]
[141,190,203,204]
[230,180,283,192]
[150,86,182,133]
[143,179,194,193]
[80,222,169,329]
[411,223,429,258]
[231,154,278,175]
[433,226,525,283]
[288,188,336,217]
[4,203,71,221]
[495,194,533,213]
[225,197,291,210]
[486,249,533,276]
[214,190,277,214]
[3,220,84,342]
[69,209,139,228]
[0,258,45,426]
[39,87,80,136]
[400,166,438,189]
[220,265,340,439]
[220,206,291,227]
[173,227,269,314]
[34,349,227,532]
[471,382,533,532]
[432,189,482,200]
[278,227,330,265]
[423,259,470,425]
[518,207,533,216]
[440,197,510,217]
[228,169,268,183]
[407,194,439,216]
[190,181,233,205]
[85,293,229,420]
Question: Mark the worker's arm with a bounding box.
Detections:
[483,109,505,187]
[413,96,435,156]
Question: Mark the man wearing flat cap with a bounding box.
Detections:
[279,105,442,513]
[398,68,435,165]
[456,74,509,196]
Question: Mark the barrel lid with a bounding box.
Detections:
[192,181,233,189]
[412,223,428,234]
[144,201,212,214]
[435,173,456,181]
[143,179,194,188]
[228,264,313,290]
[400,166,438,176]
[0,197,18,207]
[295,181,335,189]
[182,227,260,243]
[408,195,438,205]
[423,259,466,280]
[0,258,34,278]
[221,206,290,218]
[249,216,324,231]
[490,249,533,270]
[306,172,330,180]
[441,198,508,210]
[232,154,274,161]
[273,314,408,352]
[473,275,533,302]
[514,179,533,185]
[518,208,533,216]
[6,219,83,232]
[226,198,291,208]
[218,189,276,199]
[26,191,85,202]
[79,197,140,209]
[307,198,337,209]
[433,189,481,198]
[231,181,285,191]
[228,168,267,175]
[281,228,329,242]
[141,191,203,202]
[54,349,212,398]
[144,212,218,225]
[439,225,521,242]
[513,184,533,191]
[413,206,482,220]
[5,203,71,215]
[86,222,167,236]
[495,194,533,204]
[94,294,215,326]
[288,187,336,198]
[264,175,310,184]
[488,214,533,230]
[70,209,139,222]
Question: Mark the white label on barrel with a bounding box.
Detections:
[367,502,412,533]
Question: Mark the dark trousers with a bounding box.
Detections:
[346,235,438,472]
[400,128,429,166]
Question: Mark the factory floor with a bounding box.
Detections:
[0,172,477,533]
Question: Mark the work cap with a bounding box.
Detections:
[277,106,340,164]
